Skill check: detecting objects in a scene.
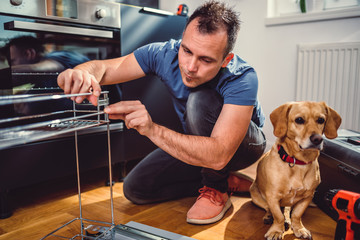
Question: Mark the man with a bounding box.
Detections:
[3,35,89,73]
[57,1,266,225]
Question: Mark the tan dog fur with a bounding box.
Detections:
[250,101,342,240]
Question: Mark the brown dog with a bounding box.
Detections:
[250,101,341,240]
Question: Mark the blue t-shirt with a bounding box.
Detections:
[134,39,265,130]
[45,51,90,69]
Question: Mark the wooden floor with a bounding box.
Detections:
[0,164,336,240]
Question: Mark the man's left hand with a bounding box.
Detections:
[104,100,153,136]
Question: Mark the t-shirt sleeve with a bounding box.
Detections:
[133,42,167,75]
[45,51,90,69]
[222,70,259,106]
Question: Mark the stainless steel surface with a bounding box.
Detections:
[330,129,360,153]
[141,7,174,16]
[0,92,99,106]
[41,218,116,239]
[10,0,23,6]
[6,20,114,38]
[0,92,109,150]
[0,117,105,150]
[1,0,120,28]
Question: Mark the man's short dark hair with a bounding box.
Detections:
[185,0,240,58]
[7,35,45,54]
[1,35,45,64]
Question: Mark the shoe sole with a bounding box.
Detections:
[186,198,232,225]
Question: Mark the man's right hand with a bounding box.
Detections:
[57,68,102,106]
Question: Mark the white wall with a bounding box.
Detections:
[159,0,360,144]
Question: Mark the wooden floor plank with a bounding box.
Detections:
[0,169,337,240]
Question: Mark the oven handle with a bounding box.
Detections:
[5,20,113,39]
[140,7,174,16]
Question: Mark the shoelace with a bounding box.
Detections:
[197,186,224,206]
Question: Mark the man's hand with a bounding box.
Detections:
[57,68,101,106]
[104,100,153,136]
[57,54,146,106]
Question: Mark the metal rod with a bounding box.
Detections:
[0,110,73,125]
[0,121,105,151]
[3,91,117,239]
[105,92,115,226]
[39,218,79,240]
[107,120,115,225]
[0,91,109,106]
[0,92,91,106]
[97,97,101,123]
[8,20,114,38]
[73,100,84,239]
[0,111,106,135]
[40,217,115,239]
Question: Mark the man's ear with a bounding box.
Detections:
[25,48,36,61]
[222,53,234,68]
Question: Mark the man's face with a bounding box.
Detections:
[9,45,32,65]
[178,18,233,88]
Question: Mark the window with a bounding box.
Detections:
[266,0,360,26]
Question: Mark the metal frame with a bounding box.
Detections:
[0,91,116,239]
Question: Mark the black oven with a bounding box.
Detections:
[0,0,122,116]
[0,0,123,219]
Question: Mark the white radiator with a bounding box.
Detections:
[296,42,360,132]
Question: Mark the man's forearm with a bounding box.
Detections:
[74,60,107,85]
[104,101,251,171]
[75,54,145,86]
[103,100,229,169]
[147,123,230,170]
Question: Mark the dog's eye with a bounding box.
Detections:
[317,117,325,124]
[295,117,305,124]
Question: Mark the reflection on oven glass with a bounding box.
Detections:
[46,0,78,19]
[0,35,91,116]
[1,35,90,88]
[0,0,121,120]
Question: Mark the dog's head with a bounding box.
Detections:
[270,101,342,150]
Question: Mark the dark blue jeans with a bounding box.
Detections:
[123,88,266,204]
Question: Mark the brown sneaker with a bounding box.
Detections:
[186,186,232,225]
[227,171,254,194]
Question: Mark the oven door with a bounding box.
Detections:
[0,2,124,218]
[0,14,121,118]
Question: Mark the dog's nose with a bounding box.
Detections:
[310,134,323,145]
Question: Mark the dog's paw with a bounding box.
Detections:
[264,230,283,240]
[265,224,284,240]
[293,227,312,239]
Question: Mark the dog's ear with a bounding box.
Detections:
[270,103,292,138]
[321,102,342,139]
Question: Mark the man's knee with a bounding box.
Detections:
[123,177,152,205]
[185,87,223,136]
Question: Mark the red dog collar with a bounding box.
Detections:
[277,145,310,167]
